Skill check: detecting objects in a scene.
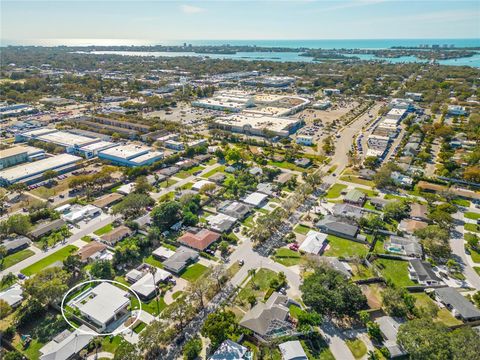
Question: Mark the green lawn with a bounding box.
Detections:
[267,160,304,172]
[375,258,415,287]
[131,295,167,316]
[159,179,178,188]
[346,339,367,359]
[237,268,278,308]
[202,165,225,178]
[301,337,335,360]
[465,212,480,220]
[465,223,480,233]
[242,213,256,228]
[355,187,377,197]
[133,321,146,334]
[273,248,302,266]
[143,255,164,268]
[384,194,407,201]
[363,200,377,211]
[294,224,312,235]
[339,175,375,187]
[93,223,113,236]
[21,245,78,276]
[469,248,480,263]
[325,184,347,199]
[101,335,123,353]
[176,165,205,179]
[1,249,35,270]
[453,199,471,207]
[180,263,209,282]
[413,293,462,326]
[324,235,368,257]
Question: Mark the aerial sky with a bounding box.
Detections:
[1,0,479,45]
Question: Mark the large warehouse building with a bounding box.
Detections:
[98,144,163,167]
[0,153,82,185]
[0,145,45,169]
[213,114,303,138]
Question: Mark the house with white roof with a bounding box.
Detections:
[299,230,327,255]
[242,192,269,207]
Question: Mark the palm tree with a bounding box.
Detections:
[149,267,160,315]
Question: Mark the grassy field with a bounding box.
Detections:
[469,248,480,263]
[267,160,304,172]
[346,339,367,359]
[93,223,114,236]
[413,293,462,326]
[465,223,480,233]
[180,263,209,282]
[465,212,480,220]
[21,245,77,276]
[159,179,178,188]
[374,258,415,287]
[294,224,312,235]
[1,249,35,270]
[355,187,377,197]
[29,178,71,199]
[176,165,205,179]
[324,235,368,257]
[237,268,278,308]
[325,184,347,199]
[202,165,225,178]
[273,248,302,266]
[453,199,470,207]
[339,175,375,187]
[242,213,256,228]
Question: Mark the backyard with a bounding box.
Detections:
[323,235,369,257]
[374,258,415,287]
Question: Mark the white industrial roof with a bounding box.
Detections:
[215,114,300,134]
[37,131,98,147]
[79,141,116,152]
[299,230,328,254]
[0,153,82,183]
[129,150,163,164]
[76,282,130,325]
[99,144,149,160]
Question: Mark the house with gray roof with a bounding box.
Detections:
[278,340,308,360]
[408,259,442,286]
[239,292,294,340]
[1,236,30,254]
[28,219,66,240]
[217,200,252,220]
[316,215,359,240]
[385,235,423,258]
[332,203,364,220]
[375,316,407,358]
[39,325,94,360]
[163,246,199,274]
[434,287,480,322]
[343,189,366,206]
[0,284,23,308]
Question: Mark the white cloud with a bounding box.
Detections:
[180,4,205,14]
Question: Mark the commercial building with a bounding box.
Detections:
[296,135,314,146]
[192,91,254,112]
[72,282,130,332]
[98,144,163,167]
[0,103,37,118]
[214,114,303,138]
[61,205,101,223]
[0,153,82,185]
[0,145,45,169]
[243,76,295,88]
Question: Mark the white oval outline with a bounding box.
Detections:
[61,279,143,336]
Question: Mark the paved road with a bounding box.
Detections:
[320,322,355,360]
[0,214,117,277]
[451,212,480,289]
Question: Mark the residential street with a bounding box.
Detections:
[0,213,117,277]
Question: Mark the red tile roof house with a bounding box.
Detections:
[177,228,221,251]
